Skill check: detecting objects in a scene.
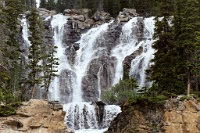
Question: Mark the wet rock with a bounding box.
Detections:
[59,69,76,103]
[92,11,111,22]
[123,46,143,71]
[82,56,116,102]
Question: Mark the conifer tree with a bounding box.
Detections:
[174,0,200,96]
[27,7,43,98]
[41,45,59,99]
[146,0,182,96]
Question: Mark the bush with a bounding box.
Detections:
[102,78,138,104]
[0,89,21,116]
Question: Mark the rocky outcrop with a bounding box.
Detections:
[38,8,56,19]
[59,69,76,103]
[123,46,143,71]
[0,99,74,133]
[117,8,138,23]
[106,99,200,133]
[82,56,116,102]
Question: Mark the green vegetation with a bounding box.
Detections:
[0,0,59,115]
[103,0,200,105]
[39,0,159,17]
[147,0,200,97]
[102,77,138,104]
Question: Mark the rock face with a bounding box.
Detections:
[106,99,200,133]
[0,99,73,133]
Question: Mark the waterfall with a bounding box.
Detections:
[36,0,40,8]
[48,15,155,132]
[21,11,155,132]
[49,14,68,101]
[129,17,155,88]
[21,16,30,47]
[111,17,155,87]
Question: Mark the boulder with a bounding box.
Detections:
[38,8,56,18]
[106,99,200,133]
[0,99,70,133]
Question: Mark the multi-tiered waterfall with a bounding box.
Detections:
[21,11,155,132]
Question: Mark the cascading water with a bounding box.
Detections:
[36,0,40,8]
[49,14,68,101]
[48,14,121,132]
[21,10,156,132]
[129,17,155,88]
[48,15,155,132]
[21,16,31,47]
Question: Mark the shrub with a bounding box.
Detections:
[102,78,138,104]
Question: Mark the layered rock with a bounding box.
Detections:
[0,99,74,133]
[38,8,56,19]
[106,99,200,133]
[117,8,138,23]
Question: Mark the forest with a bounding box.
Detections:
[0,0,200,116]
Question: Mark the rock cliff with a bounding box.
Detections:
[0,99,74,133]
[106,99,200,133]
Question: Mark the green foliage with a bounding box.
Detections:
[41,45,59,99]
[27,7,44,98]
[0,88,21,116]
[102,78,138,104]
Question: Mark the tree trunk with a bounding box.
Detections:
[187,74,191,96]
[31,84,36,99]
[195,75,199,96]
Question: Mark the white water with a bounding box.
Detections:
[36,0,40,8]
[21,16,31,47]
[129,17,155,88]
[111,17,155,87]
[73,21,112,102]
[48,14,121,132]
[49,14,68,101]
[111,17,140,85]
[20,12,156,132]
[47,15,156,132]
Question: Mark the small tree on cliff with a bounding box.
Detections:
[41,45,59,99]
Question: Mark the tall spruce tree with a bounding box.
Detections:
[146,0,183,96]
[174,0,200,95]
[27,7,43,98]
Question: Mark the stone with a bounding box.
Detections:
[3,119,23,130]
[0,99,67,133]
[106,99,200,133]
[38,8,55,18]
[66,128,75,133]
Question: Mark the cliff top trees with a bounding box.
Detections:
[27,7,59,99]
[174,0,200,96]
[147,0,200,97]
[146,0,179,96]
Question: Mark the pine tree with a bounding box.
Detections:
[41,45,59,99]
[40,0,47,8]
[146,0,183,96]
[174,0,200,96]
[27,7,43,98]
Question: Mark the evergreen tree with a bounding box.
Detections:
[146,0,183,96]
[27,7,43,98]
[41,45,59,99]
[174,0,200,95]
[40,0,47,8]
